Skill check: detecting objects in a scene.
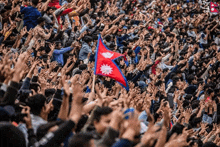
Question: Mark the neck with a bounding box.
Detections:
[40,112,48,121]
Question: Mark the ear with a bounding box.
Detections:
[41,105,46,114]
[93,120,99,126]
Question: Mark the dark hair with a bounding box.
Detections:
[75,115,88,133]
[26,94,46,115]
[37,17,45,24]
[172,76,180,85]
[31,0,39,6]
[192,117,202,127]
[167,123,184,141]
[206,88,214,95]
[93,107,113,123]
[187,75,195,84]
[127,50,134,56]
[202,142,218,147]
[191,100,200,109]
[68,133,93,147]
[0,122,26,147]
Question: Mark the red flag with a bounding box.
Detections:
[94,35,129,91]
[210,2,219,13]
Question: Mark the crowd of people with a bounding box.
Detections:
[0,0,220,146]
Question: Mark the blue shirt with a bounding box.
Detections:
[20,6,41,30]
[79,42,92,61]
[53,47,74,66]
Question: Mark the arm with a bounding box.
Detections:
[38,29,52,40]
[37,82,84,146]
[155,126,167,147]
[200,64,212,79]
[161,53,171,62]
[97,110,122,147]
[60,8,73,16]
[41,0,51,12]
[82,101,97,114]
[2,53,27,105]
[151,60,161,75]
[65,62,75,74]
[35,120,76,147]
[111,14,124,25]
[57,76,70,120]
[53,47,74,54]
[20,6,26,13]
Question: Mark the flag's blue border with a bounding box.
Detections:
[94,34,129,91]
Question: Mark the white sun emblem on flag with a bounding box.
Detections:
[211,8,214,11]
[100,64,113,75]
[212,4,214,6]
[101,52,114,58]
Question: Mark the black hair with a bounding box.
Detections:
[191,100,200,109]
[26,94,46,115]
[172,76,180,85]
[167,123,184,141]
[75,115,88,133]
[192,117,202,127]
[93,107,113,123]
[202,142,218,147]
[31,0,39,6]
[68,133,93,147]
[206,88,214,95]
[127,49,134,56]
[37,17,45,24]
[187,75,195,84]
[0,122,26,147]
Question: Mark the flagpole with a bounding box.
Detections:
[92,74,96,92]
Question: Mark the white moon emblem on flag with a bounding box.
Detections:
[100,64,113,75]
[212,4,214,6]
[101,52,114,58]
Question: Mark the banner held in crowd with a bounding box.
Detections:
[94,34,129,91]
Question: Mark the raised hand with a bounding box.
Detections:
[22,106,32,129]
[20,26,27,37]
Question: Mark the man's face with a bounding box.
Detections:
[57,43,62,49]
[192,78,197,85]
[218,67,220,73]
[120,20,125,26]
[48,9,54,14]
[94,113,112,135]
[211,92,215,97]
[131,52,135,57]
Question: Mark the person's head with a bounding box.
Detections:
[187,75,197,85]
[92,107,113,135]
[127,49,135,58]
[26,94,47,116]
[56,41,62,49]
[0,122,26,147]
[192,117,202,128]
[37,17,45,26]
[72,41,81,49]
[83,36,93,44]
[31,0,39,7]
[189,139,203,147]
[68,133,95,147]
[172,76,181,86]
[202,142,218,147]
[206,88,215,97]
[47,7,56,14]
